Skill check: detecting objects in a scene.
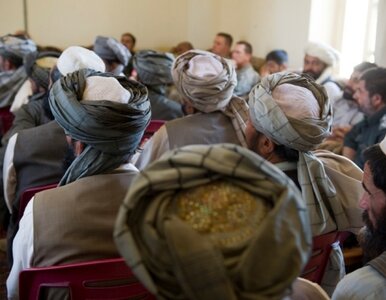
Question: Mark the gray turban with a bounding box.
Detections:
[249,72,352,236]
[133,50,174,85]
[24,51,60,90]
[115,144,311,300]
[49,68,151,185]
[172,50,249,146]
[0,34,37,59]
[93,36,131,66]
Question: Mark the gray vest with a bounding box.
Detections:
[166,111,240,149]
[32,171,136,267]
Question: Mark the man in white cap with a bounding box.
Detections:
[2,46,106,266]
[135,49,249,170]
[303,41,341,103]
[246,72,364,295]
[7,69,151,299]
[333,136,386,299]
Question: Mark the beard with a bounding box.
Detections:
[303,70,322,81]
[358,209,386,263]
[342,87,354,100]
[62,143,76,173]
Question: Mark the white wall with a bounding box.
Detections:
[0,0,312,69]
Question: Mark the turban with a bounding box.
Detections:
[249,72,352,235]
[381,135,386,155]
[114,144,311,300]
[172,50,248,146]
[57,46,106,75]
[24,51,59,90]
[49,68,151,185]
[0,34,37,59]
[133,50,175,85]
[304,41,340,67]
[94,36,131,66]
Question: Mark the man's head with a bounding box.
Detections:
[246,72,331,161]
[132,50,174,86]
[231,41,253,69]
[0,34,36,72]
[172,41,194,56]
[359,137,386,261]
[264,49,288,74]
[93,36,131,75]
[49,69,150,185]
[303,41,339,80]
[114,144,311,299]
[120,32,136,52]
[211,32,233,58]
[343,62,377,100]
[354,67,386,116]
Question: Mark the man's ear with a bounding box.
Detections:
[258,134,276,158]
[74,140,85,156]
[371,93,384,109]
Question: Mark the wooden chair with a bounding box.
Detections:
[19,257,155,300]
[18,183,58,221]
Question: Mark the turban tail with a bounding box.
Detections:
[114,144,311,300]
[172,50,248,146]
[49,68,150,185]
[249,72,351,235]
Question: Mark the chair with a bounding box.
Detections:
[19,257,155,300]
[18,183,58,222]
[301,231,347,284]
[141,120,165,142]
[0,106,14,135]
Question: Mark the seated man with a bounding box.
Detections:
[211,32,233,58]
[260,49,289,77]
[120,32,136,53]
[303,41,341,103]
[231,41,260,98]
[115,144,329,300]
[343,67,386,169]
[246,72,363,294]
[6,69,151,299]
[135,50,249,169]
[333,136,386,299]
[132,50,183,120]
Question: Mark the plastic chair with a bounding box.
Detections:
[18,183,58,222]
[0,106,14,135]
[301,231,344,284]
[19,257,155,300]
[141,120,165,142]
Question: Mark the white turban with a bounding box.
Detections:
[57,46,106,75]
[305,41,340,67]
[380,135,386,155]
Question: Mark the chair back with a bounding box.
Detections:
[18,183,58,221]
[301,231,342,284]
[141,120,165,142]
[19,257,155,300]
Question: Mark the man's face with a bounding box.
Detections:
[121,35,134,52]
[212,36,229,57]
[343,70,361,100]
[303,55,327,80]
[265,60,286,74]
[354,80,376,116]
[231,44,251,69]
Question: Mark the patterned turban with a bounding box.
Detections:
[94,36,131,66]
[133,50,175,85]
[24,51,59,90]
[249,72,353,236]
[49,68,151,185]
[0,34,37,59]
[115,144,311,300]
[172,50,249,146]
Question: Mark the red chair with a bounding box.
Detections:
[18,183,58,222]
[141,120,165,142]
[301,231,346,284]
[0,106,14,135]
[19,257,155,300]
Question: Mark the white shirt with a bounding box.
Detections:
[6,163,138,300]
[3,133,18,213]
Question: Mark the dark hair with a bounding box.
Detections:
[361,67,386,102]
[354,62,377,73]
[217,32,233,47]
[265,50,288,65]
[236,41,253,55]
[363,143,386,194]
[121,32,136,47]
[274,144,299,162]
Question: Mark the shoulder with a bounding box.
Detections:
[333,266,386,299]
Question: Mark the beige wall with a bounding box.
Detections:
[0,0,312,69]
